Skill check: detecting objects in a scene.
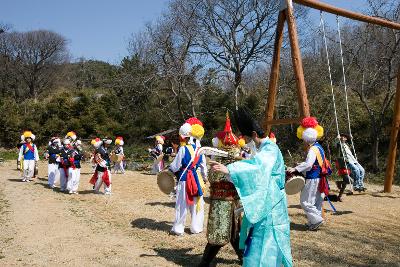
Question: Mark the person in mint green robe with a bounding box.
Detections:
[210,107,292,267]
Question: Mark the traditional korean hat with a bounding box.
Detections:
[296,117,324,144]
[51,137,61,145]
[179,123,192,138]
[155,135,165,145]
[63,138,71,145]
[91,137,103,148]
[185,117,204,140]
[65,131,77,141]
[269,132,277,143]
[183,117,205,147]
[22,131,35,141]
[103,138,113,145]
[115,136,124,146]
[212,112,239,148]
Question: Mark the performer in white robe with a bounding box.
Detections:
[288,117,329,231]
[47,137,61,188]
[169,119,208,236]
[150,136,165,174]
[18,131,39,182]
[90,138,112,195]
[113,137,125,174]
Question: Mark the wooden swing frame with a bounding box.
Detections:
[262,0,400,193]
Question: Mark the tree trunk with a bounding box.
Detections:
[371,135,380,172]
[234,71,242,109]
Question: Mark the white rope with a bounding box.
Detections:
[320,13,353,191]
[320,14,341,144]
[336,16,358,161]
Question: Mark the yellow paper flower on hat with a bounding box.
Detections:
[155,136,165,145]
[191,124,204,139]
[297,117,324,141]
[238,138,246,148]
[297,126,306,140]
[91,139,96,145]
[315,125,324,139]
[23,131,32,138]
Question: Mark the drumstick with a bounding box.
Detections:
[287,149,293,160]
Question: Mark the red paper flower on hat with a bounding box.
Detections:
[301,117,318,128]
[185,117,203,127]
[223,113,238,146]
[216,131,225,140]
[269,132,276,139]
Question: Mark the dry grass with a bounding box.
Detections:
[0,161,399,266]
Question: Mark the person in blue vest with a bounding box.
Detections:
[18,131,39,182]
[288,117,327,231]
[169,119,208,236]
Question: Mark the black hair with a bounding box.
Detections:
[339,133,351,140]
[234,107,265,138]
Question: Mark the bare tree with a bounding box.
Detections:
[185,0,280,107]
[129,1,205,122]
[7,30,69,100]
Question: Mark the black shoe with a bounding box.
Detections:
[361,187,367,192]
[309,220,324,231]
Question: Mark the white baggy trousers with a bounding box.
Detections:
[22,160,35,181]
[59,168,68,191]
[171,180,204,235]
[94,170,112,194]
[300,178,324,225]
[67,168,80,193]
[48,163,60,187]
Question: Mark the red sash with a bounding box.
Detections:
[69,157,76,170]
[185,154,201,205]
[25,143,35,153]
[89,170,111,187]
[60,158,69,178]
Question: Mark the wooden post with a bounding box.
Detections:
[384,70,400,193]
[263,10,286,134]
[285,0,310,118]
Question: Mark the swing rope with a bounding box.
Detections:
[320,12,354,192]
[320,13,341,146]
[336,16,358,161]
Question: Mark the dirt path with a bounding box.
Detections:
[0,160,399,267]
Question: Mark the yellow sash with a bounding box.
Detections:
[310,146,323,167]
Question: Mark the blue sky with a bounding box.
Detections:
[1,0,367,64]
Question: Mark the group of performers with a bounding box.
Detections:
[161,108,366,267]
[18,130,126,196]
[16,108,366,266]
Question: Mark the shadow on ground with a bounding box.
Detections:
[131,218,172,232]
[290,222,308,232]
[7,178,23,182]
[140,247,239,267]
[146,201,175,208]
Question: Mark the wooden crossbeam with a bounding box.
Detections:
[293,0,400,30]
